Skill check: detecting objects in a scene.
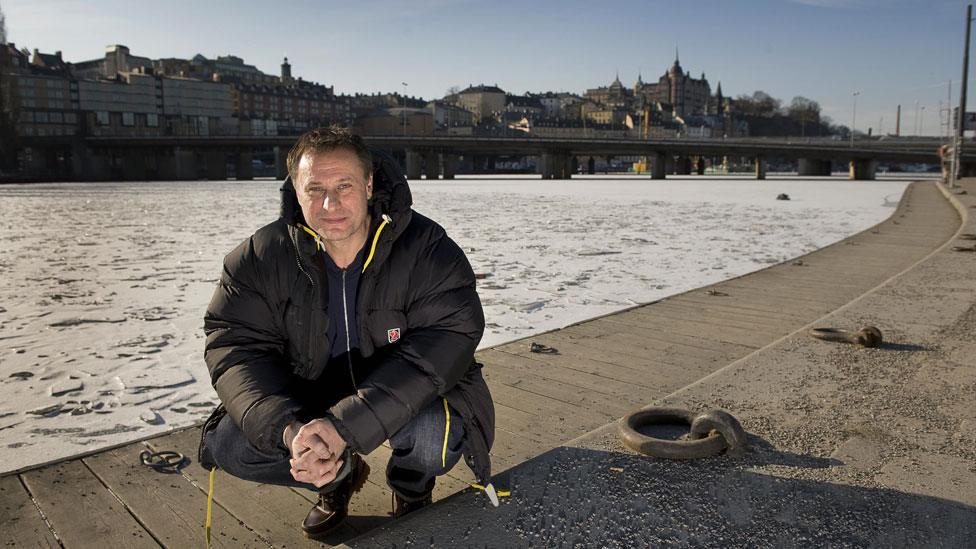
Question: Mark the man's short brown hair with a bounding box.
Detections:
[287,125,373,181]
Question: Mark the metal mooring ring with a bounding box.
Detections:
[139,450,188,473]
[810,326,883,348]
[619,407,743,459]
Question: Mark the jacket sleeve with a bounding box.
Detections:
[328,232,484,454]
[204,236,302,454]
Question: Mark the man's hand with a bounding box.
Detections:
[287,418,349,488]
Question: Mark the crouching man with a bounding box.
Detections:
[198,126,494,540]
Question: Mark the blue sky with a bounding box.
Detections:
[3,0,972,136]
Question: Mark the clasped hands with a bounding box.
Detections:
[284,418,348,488]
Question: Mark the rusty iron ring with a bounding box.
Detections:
[810,326,883,348]
[619,407,745,459]
[139,450,188,473]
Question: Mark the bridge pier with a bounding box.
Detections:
[274,146,288,180]
[673,155,692,175]
[650,152,667,179]
[423,151,440,179]
[235,150,254,180]
[70,141,86,181]
[538,153,571,179]
[405,150,422,180]
[755,156,766,180]
[798,158,831,176]
[442,154,458,179]
[849,159,876,180]
[695,156,706,175]
[586,156,596,175]
[206,151,227,180]
[80,149,110,181]
[122,150,148,181]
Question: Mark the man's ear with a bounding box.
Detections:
[367,175,373,200]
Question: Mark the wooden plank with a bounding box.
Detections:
[671,292,824,319]
[487,382,614,447]
[627,302,795,334]
[144,426,365,544]
[0,474,60,548]
[502,332,675,387]
[513,322,716,372]
[82,444,267,548]
[481,353,636,417]
[582,313,759,357]
[569,326,742,374]
[717,280,862,307]
[563,320,766,362]
[20,460,158,548]
[664,295,813,323]
[482,348,647,410]
[489,401,562,444]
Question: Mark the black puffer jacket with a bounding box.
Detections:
[203,151,494,484]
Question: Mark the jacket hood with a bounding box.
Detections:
[279,148,413,226]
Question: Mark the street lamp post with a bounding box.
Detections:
[851,91,860,148]
[914,100,919,135]
[919,105,926,136]
[401,82,408,136]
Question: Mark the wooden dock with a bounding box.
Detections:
[2,180,959,548]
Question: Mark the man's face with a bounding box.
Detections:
[295,148,373,246]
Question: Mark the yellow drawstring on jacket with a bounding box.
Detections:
[470,483,511,507]
[362,215,391,273]
[299,214,391,272]
[206,466,215,547]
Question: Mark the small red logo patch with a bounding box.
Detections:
[387,328,401,343]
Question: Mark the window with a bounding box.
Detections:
[96,111,110,125]
[65,113,77,124]
[50,112,63,123]
[122,112,135,126]
[146,113,159,127]
[35,112,49,123]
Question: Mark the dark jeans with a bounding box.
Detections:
[204,398,465,500]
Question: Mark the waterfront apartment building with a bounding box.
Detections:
[0,45,79,138]
[70,46,348,135]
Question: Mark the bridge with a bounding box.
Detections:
[12,134,970,182]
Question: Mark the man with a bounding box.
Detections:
[198,126,494,540]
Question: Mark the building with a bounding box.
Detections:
[77,71,160,137]
[71,45,152,80]
[73,47,348,134]
[584,73,632,109]
[425,100,474,129]
[448,84,505,124]
[503,94,544,121]
[0,45,79,138]
[635,54,712,118]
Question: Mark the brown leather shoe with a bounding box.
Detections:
[393,490,433,518]
[301,454,370,540]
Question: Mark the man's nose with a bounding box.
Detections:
[322,192,338,210]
